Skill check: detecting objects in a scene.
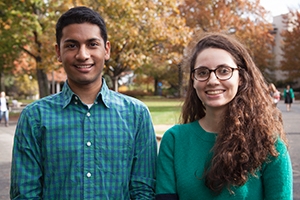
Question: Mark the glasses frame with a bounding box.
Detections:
[192,66,240,82]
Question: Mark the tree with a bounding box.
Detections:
[134,0,190,96]
[1,0,73,98]
[84,0,190,93]
[0,1,21,91]
[280,9,300,82]
[178,0,275,80]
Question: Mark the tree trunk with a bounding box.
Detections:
[113,76,119,92]
[154,78,159,95]
[178,63,183,98]
[36,67,50,98]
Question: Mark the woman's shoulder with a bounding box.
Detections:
[275,137,288,154]
[161,121,209,145]
[164,121,198,135]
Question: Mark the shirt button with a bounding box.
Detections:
[86,172,91,178]
[86,141,92,146]
[75,102,78,105]
[75,96,78,100]
[87,112,91,117]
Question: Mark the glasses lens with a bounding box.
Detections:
[216,66,233,80]
[194,68,209,81]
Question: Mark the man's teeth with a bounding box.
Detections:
[207,90,223,95]
[77,65,90,68]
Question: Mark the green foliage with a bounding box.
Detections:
[14,74,39,97]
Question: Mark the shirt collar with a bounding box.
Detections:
[62,78,111,109]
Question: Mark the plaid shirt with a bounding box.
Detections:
[10,79,157,199]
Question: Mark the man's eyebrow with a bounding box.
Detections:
[87,38,102,42]
[63,38,102,43]
[63,39,77,43]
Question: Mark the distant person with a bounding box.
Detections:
[156,32,292,199]
[10,6,157,199]
[283,85,295,111]
[0,91,9,127]
[269,83,281,106]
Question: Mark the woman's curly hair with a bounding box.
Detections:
[180,32,287,193]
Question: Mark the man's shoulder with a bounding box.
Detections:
[106,90,147,109]
[24,93,63,110]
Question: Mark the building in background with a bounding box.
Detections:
[272,13,300,88]
[47,68,67,94]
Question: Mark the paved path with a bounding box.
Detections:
[0,121,16,200]
[0,101,299,199]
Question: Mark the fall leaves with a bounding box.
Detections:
[0,0,299,97]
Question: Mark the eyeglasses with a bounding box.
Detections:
[192,66,239,82]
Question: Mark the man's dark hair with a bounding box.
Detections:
[56,6,107,47]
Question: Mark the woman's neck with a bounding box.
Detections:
[199,108,225,133]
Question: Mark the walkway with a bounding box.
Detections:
[0,100,299,199]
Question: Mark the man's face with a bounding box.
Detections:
[55,22,110,89]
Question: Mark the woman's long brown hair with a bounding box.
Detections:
[180,32,287,193]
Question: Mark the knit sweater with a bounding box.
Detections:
[156,121,293,200]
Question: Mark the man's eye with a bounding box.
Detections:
[90,42,99,47]
[66,44,76,48]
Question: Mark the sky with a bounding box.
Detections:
[260,0,300,16]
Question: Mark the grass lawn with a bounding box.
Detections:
[140,97,183,134]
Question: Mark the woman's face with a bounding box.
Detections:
[193,48,240,110]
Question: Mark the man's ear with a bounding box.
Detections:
[55,44,62,62]
[105,41,111,61]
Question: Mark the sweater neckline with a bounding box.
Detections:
[191,120,217,142]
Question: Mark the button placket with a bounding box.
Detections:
[86,141,92,147]
[86,172,91,178]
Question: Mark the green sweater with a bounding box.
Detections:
[156,121,293,200]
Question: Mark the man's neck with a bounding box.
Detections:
[68,80,102,104]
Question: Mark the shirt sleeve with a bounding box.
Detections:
[129,106,157,199]
[262,139,293,200]
[10,108,43,199]
[291,89,295,99]
[156,128,179,199]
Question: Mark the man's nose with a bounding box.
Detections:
[76,46,90,60]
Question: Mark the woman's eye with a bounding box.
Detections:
[219,67,230,74]
[198,70,208,76]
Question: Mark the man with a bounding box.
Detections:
[10,6,157,199]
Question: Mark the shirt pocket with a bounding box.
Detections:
[96,135,133,174]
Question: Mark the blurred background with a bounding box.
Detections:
[0,0,299,107]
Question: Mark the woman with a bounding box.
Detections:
[283,85,295,111]
[0,91,9,127]
[269,83,281,106]
[156,32,292,199]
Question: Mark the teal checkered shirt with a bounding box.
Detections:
[10,79,157,199]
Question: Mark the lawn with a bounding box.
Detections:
[140,97,183,134]
[141,98,183,125]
